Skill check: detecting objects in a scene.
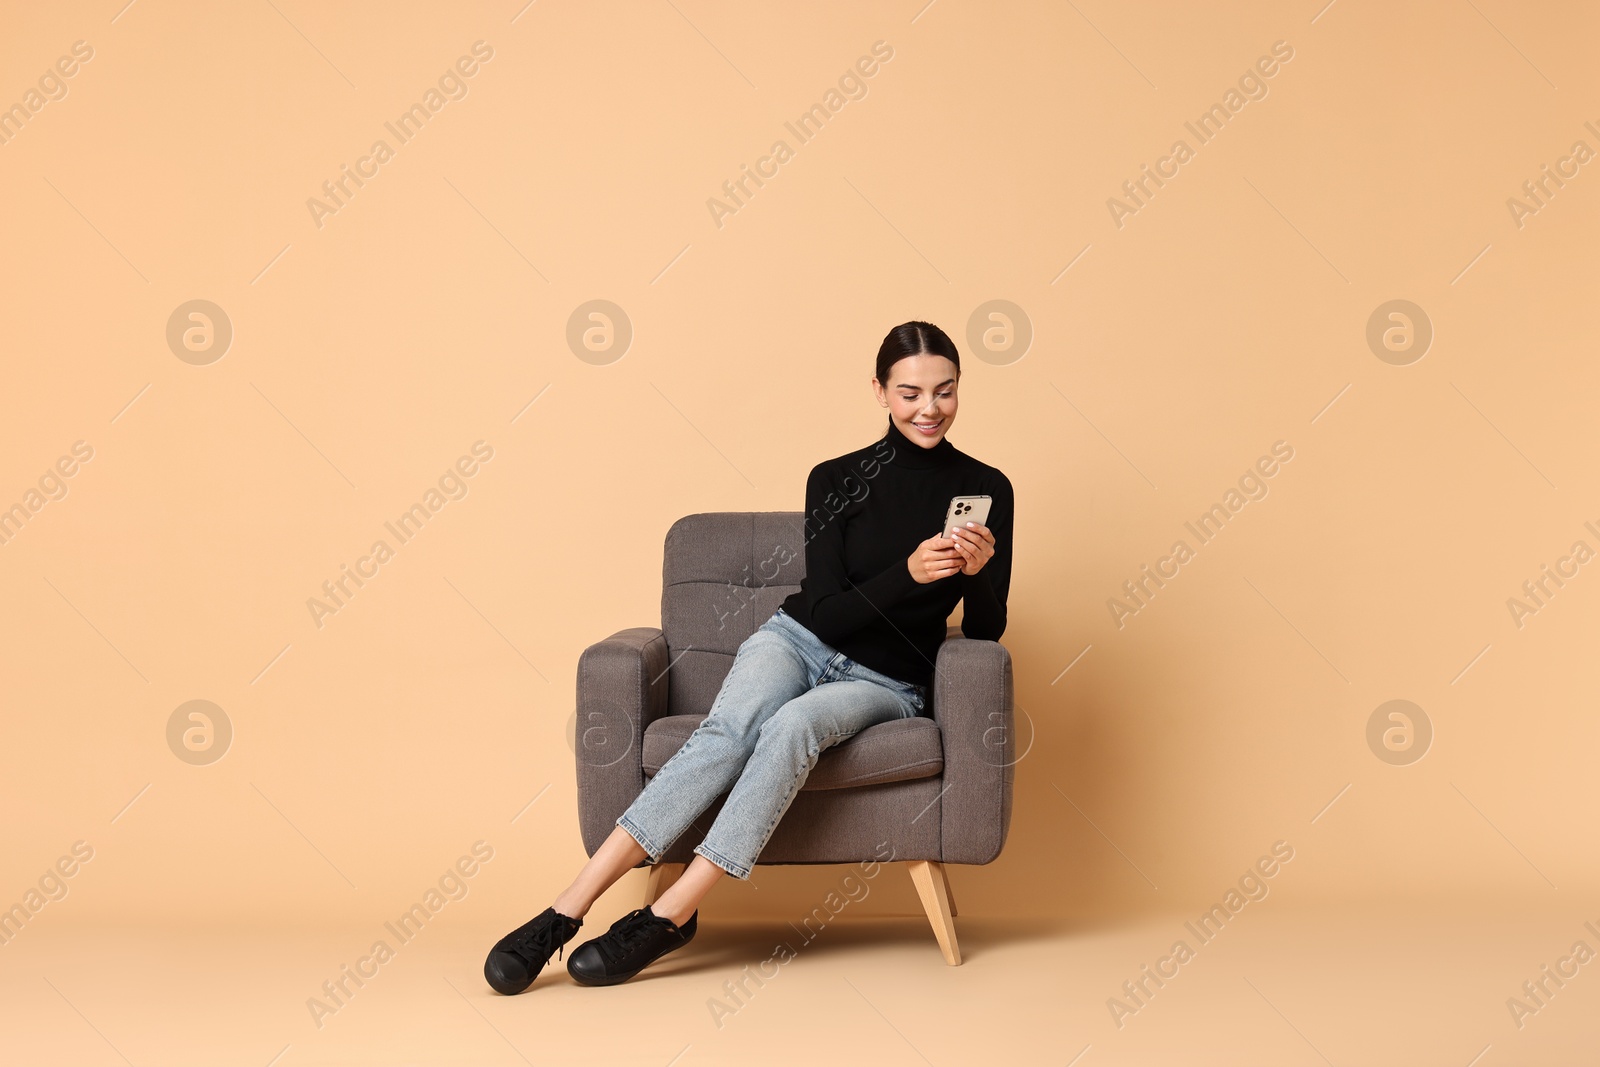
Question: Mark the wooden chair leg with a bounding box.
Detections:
[907,860,962,965]
[938,863,957,917]
[643,862,686,907]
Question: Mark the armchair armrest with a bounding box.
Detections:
[574,626,669,856]
[931,636,1015,864]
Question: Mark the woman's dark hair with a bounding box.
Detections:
[875,320,960,387]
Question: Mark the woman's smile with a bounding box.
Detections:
[880,351,959,447]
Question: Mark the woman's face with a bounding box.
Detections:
[875,354,959,447]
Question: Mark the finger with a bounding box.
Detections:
[958,522,994,546]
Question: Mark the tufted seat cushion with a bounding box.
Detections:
[641,713,945,791]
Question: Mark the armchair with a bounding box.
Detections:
[574,511,1014,964]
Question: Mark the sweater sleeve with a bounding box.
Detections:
[959,471,1013,640]
[799,461,921,646]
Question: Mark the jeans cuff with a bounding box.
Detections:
[694,842,751,880]
[616,814,664,863]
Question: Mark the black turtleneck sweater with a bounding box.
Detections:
[778,415,1014,691]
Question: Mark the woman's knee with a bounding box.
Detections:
[693,707,759,751]
[754,706,826,756]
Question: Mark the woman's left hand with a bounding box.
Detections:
[942,521,995,576]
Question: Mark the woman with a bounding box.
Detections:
[484,320,1014,993]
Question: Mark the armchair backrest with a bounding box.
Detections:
[660,511,808,718]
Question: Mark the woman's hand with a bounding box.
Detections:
[906,535,965,584]
[943,521,995,576]
[907,522,996,583]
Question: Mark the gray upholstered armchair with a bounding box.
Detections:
[574,511,1015,965]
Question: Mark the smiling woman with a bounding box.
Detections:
[485,319,1016,993]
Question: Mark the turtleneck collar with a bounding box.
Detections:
[881,414,958,469]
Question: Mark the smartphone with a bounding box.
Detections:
[940,495,992,539]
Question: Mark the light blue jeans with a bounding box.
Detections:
[616,607,927,880]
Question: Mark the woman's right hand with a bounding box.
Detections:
[907,535,964,584]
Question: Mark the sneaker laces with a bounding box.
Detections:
[595,907,674,964]
[511,912,578,964]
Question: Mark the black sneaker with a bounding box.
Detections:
[566,905,697,986]
[484,906,584,995]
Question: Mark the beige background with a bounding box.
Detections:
[2,0,1597,1063]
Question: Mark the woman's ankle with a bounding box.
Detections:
[650,894,696,927]
[551,892,589,920]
